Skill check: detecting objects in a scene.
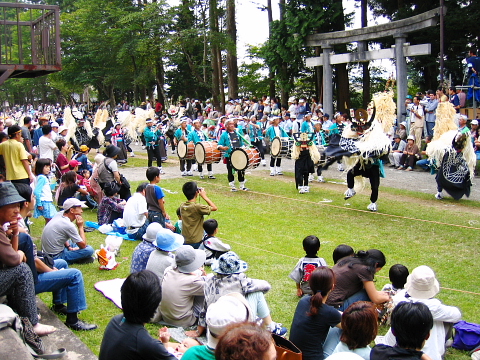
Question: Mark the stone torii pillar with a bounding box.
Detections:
[395,34,408,121]
[322,45,333,117]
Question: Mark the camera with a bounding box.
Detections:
[197,187,203,192]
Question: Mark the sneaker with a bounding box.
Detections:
[65,320,98,331]
[367,202,377,212]
[344,188,356,200]
[192,164,198,172]
[261,159,266,167]
[276,167,283,175]
[199,173,204,179]
[130,152,135,157]
[172,150,176,154]
[187,171,193,176]
[159,168,165,175]
[317,175,325,183]
[231,187,238,192]
[239,181,249,191]
[308,174,314,182]
[269,322,288,337]
[208,175,216,179]
[299,186,306,194]
[229,182,237,192]
[270,167,275,176]
[303,186,310,193]
[435,192,443,200]
[337,163,344,171]
[181,171,187,176]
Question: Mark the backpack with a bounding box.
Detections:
[453,321,480,351]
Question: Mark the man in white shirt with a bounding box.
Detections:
[409,96,425,148]
[38,124,57,162]
[123,182,149,240]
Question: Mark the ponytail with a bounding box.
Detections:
[306,267,335,317]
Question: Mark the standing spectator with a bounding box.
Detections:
[457,88,466,108]
[38,124,57,162]
[449,86,460,114]
[409,96,425,148]
[145,166,174,230]
[0,125,34,184]
[33,158,57,224]
[21,116,33,153]
[424,90,438,137]
[33,116,49,147]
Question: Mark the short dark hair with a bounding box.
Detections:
[449,86,456,92]
[12,183,32,210]
[203,218,218,235]
[182,181,198,200]
[42,124,52,135]
[427,90,435,95]
[146,166,160,181]
[8,125,22,138]
[389,264,409,289]
[332,244,354,264]
[0,132,8,143]
[391,302,433,350]
[35,158,51,176]
[24,116,32,125]
[437,87,445,93]
[302,235,320,257]
[136,182,149,193]
[340,301,378,349]
[121,270,162,324]
[56,138,66,151]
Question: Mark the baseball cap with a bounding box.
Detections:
[62,198,88,211]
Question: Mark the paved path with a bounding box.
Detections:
[120,143,480,202]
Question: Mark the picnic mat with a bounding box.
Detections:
[94,278,125,309]
[94,278,207,344]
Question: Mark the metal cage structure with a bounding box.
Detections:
[0,2,61,85]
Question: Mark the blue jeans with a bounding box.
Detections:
[54,243,94,264]
[426,122,435,137]
[35,259,87,313]
[416,158,430,170]
[127,220,150,241]
[323,289,371,358]
[148,210,166,227]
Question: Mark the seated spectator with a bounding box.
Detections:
[199,219,231,266]
[72,145,92,172]
[397,135,421,171]
[290,267,341,360]
[182,293,255,360]
[201,251,286,338]
[123,182,149,240]
[97,182,125,225]
[160,245,206,327]
[382,264,409,294]
[331,301,378,360]
[388,135,406,168]
[78,169,98,208]
[379,266,462,360]
[173,207,182,234]
[416,136,433,171]
[215,322,276,360]
[130,222,164,273]
[57,170,89,207]
[90,153,105,204]
[0,182,55,336]
[289,235,327,297]
[99,270,176,360]
[41,198,94,264]
[14,183,97,331]
[146,227,184,282]
[158,329,200,358]
[332,244,354,265]
[371,302,434,360]
[55,139,71,176]
[396,121,408,140]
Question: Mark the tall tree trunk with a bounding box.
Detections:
[210,0,220,111]
[332,0,350,112]
[218,46,225,113]
[155,57,166,105]
[279,0,288,105]
[361,0,370,108]
[267,0,275,100]
[226,0,238,100]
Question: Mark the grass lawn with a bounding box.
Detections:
[31,171,479,359]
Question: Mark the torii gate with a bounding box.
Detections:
[305,7,444,120]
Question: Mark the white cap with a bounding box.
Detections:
[62,198,88,211]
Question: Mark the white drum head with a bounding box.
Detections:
[230,148,248,171]
[195,143,206,164]
[271,137,281,157]
[177,141,187,159]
